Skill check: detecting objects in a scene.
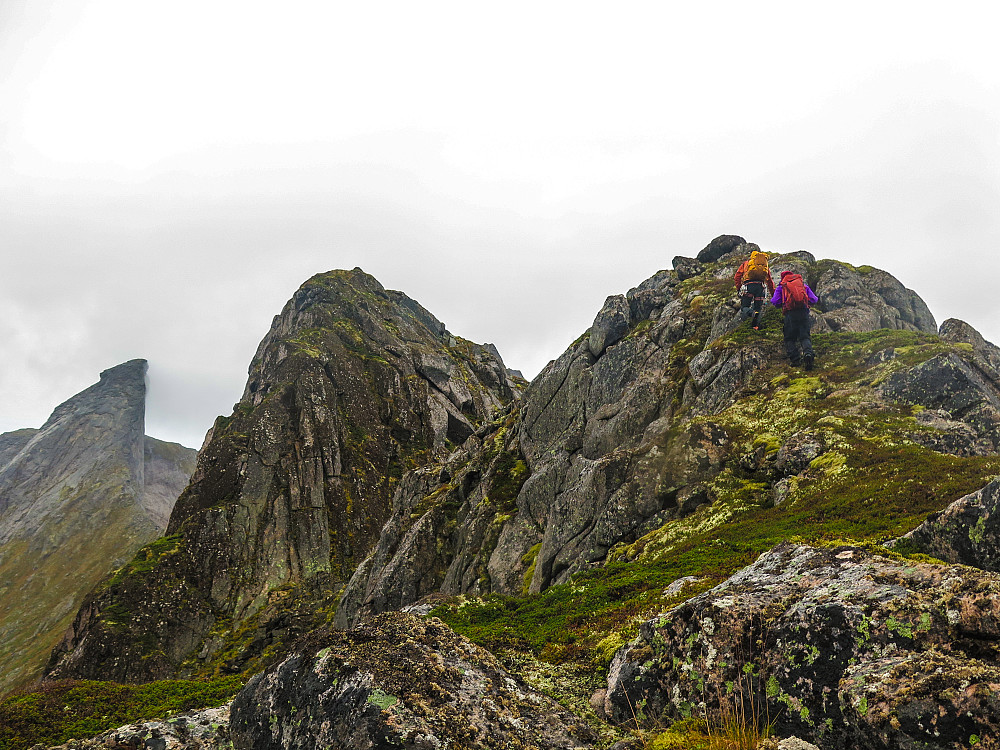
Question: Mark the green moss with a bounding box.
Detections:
[367,688,398,710]
[0,677,242,750]
[521,543,543,595]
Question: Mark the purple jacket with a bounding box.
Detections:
[770,280,819,308]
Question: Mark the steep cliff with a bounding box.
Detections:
[0,361,196,693]
[46,269,521,683]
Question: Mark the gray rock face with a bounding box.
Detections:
[880,353,1000,453]
[940,317,1000,381]
[807,262,936,333]
[0,361,196,693]
[229,612,596,750]
[900,477,1000,571]
[606,542,1000,750]
[47,269,519,684]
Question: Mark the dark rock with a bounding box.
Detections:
[671,256,704,281]
[910,408,994,456]
[229,612,596,750]
[880,353,1000,453]
[774,432,825,476]
[940,317,1000,382]
[697,235,747,263]
[899,477,1000,571]
[589,295,631,358]
[606,542,1000,749]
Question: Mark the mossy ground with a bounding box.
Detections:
[0,677,241,750]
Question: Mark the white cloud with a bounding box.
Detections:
[2,1,999,448]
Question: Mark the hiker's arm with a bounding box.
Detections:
[806,286,819,305]
[770,286,783,307]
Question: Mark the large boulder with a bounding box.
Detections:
[606,542,1000,749]
[229,612,596,750]
[900,477,1000,571]
[879,353,1000,453]
[697,235,746,263]
[809,263,936,333]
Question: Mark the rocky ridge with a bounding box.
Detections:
[0,360,196,693]
[29,238,1000,750]
[46,269,522,684]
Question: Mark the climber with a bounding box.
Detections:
[733,250,776,330]
[771,270,820,370]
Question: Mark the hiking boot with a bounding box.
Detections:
[804,355,815,371]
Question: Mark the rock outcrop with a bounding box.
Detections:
[900,477,1000,571]
[230,612,596,750]
[46,269,520,683]
[337,247,968,629]
[606,542,1000,750]
[0,361,196,693]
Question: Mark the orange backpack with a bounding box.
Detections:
[745,251,770,282]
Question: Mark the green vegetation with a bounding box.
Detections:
[0,677,242,750]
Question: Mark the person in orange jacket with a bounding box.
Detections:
[734,250,776,330]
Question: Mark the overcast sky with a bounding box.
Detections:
[1,1,998,450]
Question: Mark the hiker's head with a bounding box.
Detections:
[781,270,795,279]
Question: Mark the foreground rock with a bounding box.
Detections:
[230,612,596,750]
[0,361,196,693]
[606,542,1000,750]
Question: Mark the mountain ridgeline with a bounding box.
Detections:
[0,360,196,693]
[38,241,1000,749]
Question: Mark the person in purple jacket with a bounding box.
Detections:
[771,270,820,370]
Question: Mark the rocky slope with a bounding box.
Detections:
[32,239,1000,750]
[45,269,522,684]
[0,360,196,693]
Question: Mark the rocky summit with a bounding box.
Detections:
[45,268,522,684]
[0,360,196,693]
[14,239,1000,750]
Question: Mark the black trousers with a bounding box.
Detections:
[783,308,814,364]
[739,281,767,325]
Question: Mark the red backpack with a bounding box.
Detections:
[781,274,810,310]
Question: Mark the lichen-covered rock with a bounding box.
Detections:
[671,256,704,281]
[900,477,1000,572]
[880,353,1000,453]
[606,542,1000,750]
[47,270,519,683]
[229,612,596,750]
[940,318,1000,381]
[37,705,232,750]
